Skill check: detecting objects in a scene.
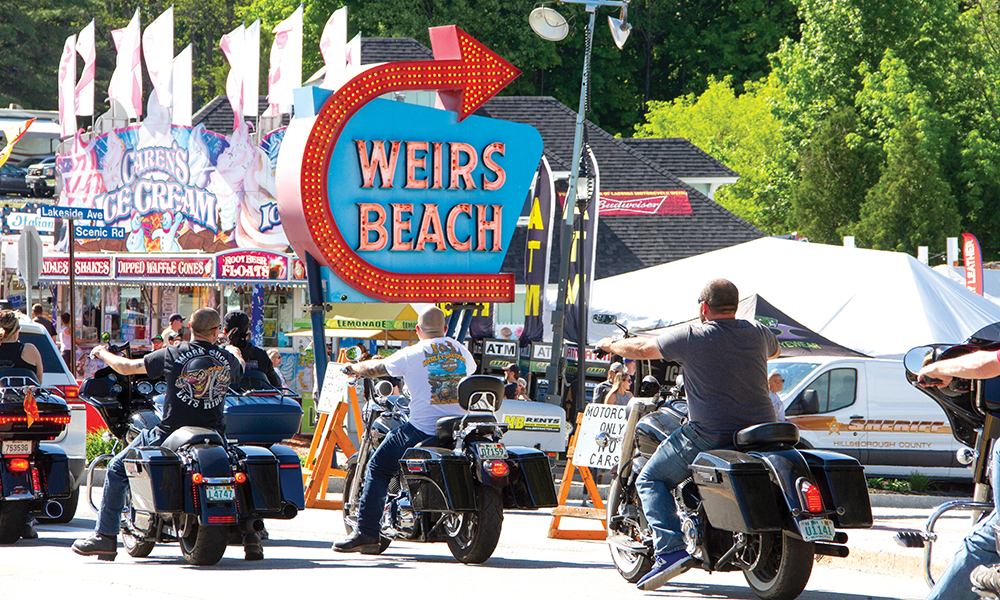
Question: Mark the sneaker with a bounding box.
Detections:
[636,549,692,590]
[71,533,118,561]
[243,532,264,561]
[21,517,38,540]
[972,564,1000,599]
[333,532,380,554]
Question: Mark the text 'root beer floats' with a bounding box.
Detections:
[275,25,543,303]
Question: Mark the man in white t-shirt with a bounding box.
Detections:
[768,371,786,421]
[334,306,476,554]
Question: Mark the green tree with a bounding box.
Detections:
[635,76,792,233]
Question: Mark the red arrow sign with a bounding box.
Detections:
[282,26,520,303]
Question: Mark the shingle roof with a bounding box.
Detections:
[191,96,291,137]
[621,138,739,179]
[480,97,763,283]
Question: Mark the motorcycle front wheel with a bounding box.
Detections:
[606,479,653,582]
[446,486,503,564]
[742,531,814,600]
[178,522,228,565]
[341,462,391,554]
[0,499,28,544]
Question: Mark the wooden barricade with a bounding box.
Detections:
[548,414,607,540]
[300,379,363,510]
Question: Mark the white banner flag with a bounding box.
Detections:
[108,9,142,120]
[58,34,77,138]
[142,6,174,110]
[244,19,261,118]
[267,4,303,111]
[220,24,246,129]
[74,20,95,116]
[320,6,347,90]
[172,45,193,126]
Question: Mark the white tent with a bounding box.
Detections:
[580,238,1000,358]
[933,265,1000,308]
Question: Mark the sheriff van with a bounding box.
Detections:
[770,355,970,479]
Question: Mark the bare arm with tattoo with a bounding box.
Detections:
[90,345,147,376]
[343,359,389,378]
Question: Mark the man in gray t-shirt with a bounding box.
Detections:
[596,278,779,589]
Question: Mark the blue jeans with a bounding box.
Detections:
[636,423,717,556]
[96,428,166,537]
[356,422,434,538]
[927,442,1000,600]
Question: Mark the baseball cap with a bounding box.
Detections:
[517,378,527,389]
[505,363,520,377]
[608,362,624,373]
[151,335,163,342]
[169,313,183,323]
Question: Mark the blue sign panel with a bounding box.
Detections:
[39,205,105,221]
[74,225,127,240]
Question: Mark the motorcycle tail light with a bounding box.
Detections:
[234,472,247,483]
[800,480,824,513]
[487,460,509,477]
[31,468,41,494]
[8,458,29,473]
[191,473,204,485]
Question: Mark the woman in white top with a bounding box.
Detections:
[58,313,84,368]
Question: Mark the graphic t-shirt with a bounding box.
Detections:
[144,341,243,434]
[382,336,477,435]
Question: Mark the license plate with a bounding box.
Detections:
[206,485,235,502]
[798,517,835,542]
[476,443,507,459]
[2,440,32,455]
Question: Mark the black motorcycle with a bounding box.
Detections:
[342,374,558,563]
[604,376,873,599]
[0,369,73,543]
[897,324,1000,590]
[79,343,305,564]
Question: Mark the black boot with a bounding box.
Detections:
[243,532,264,561]
[21,516,38,540]
[333,532,380,554]
[71,533,117,561]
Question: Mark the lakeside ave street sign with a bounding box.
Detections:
[276,25,543,303]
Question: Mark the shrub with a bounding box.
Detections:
[86,429,118,464]
[909,471,931,492]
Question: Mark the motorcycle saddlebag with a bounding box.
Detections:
[35,444,72,498]
[400,447,477,512]
[799,449,873,528]
[123,446,184,513]
[504,446,557,509]
[268,444,305,510]
[234,445,281,513]
[691,450,783,534]
[223,394,303,445]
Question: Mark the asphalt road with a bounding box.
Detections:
[0,494,932,600]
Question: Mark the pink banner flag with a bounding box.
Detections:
[220,24,246,130]
[267,5,303,112]
[142,7,174,110]
[109,10,143,119]
[346,33,361,69]
[75,20,95,116]
[320,6,347,90]
[962,233,984,296]
[58,34,77,138]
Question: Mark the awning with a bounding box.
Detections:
[286,327,416,341]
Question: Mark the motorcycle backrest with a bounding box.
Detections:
[235,369,275,392]
[0,368,40,388]
[458,375,504,412]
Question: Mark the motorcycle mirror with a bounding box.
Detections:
[101,332,111,343]
[595,430,611,450]
[344,346,361,362]
[903,346,936,374]
[593,314,617,325]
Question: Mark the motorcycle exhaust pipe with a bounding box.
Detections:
[44,500,63,520]
[240,519,264,534]
[814,542,849,558]
[281,503,298,520]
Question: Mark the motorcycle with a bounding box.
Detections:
[603,376,873,599]
[79,342,305,564]
[342,374,558,563]
[896,325,1000,589]
[0,369,73,543]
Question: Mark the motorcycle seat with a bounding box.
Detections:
[161,426,225,451]
[734,422,800,450]
[434,414,499,446]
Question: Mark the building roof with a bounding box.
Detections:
[480,97,763,283]
[621,138,739,179]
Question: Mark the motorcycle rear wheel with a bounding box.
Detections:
[0,499,28,544]
[341,463,391,554]
[742,532,814,600]
[606,480,653,582]
[179,522,228,565]
[446,486,503,564]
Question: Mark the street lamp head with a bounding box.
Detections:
[608,6,631,49]
[529,6,569,42]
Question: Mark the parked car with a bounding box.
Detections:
[24,156,56,198]
[11,314,86,521]
[0,163,30,197]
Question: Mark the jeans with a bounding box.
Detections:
[927,441,1000,600]
[636,422,717,556]
[95,428,166,537]
[356,422,434,538]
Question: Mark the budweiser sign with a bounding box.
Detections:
[598,190,692,216]
[117,258,213,279]
[41,257,112,278]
